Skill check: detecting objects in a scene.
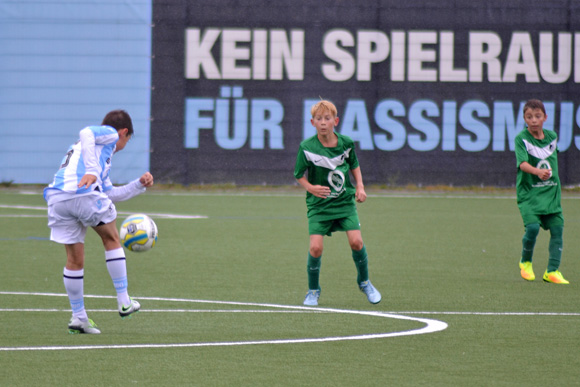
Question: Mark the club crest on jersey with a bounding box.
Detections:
[328,170,345,193]
[537,160,551,170]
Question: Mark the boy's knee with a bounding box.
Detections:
[309,246,323,258]
[525,223,540,238]
[350,240,364,251]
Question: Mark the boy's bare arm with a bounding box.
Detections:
[350,167,367,203]
[297,176,330,198]
[519,161,552,181]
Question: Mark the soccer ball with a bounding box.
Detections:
[119,214,158,252]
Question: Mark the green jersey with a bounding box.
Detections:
[515,128,561,215]
[294,132,359,221]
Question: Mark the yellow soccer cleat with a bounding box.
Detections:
[519,261,535,281]
[542,270,570,284]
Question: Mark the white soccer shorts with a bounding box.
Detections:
[47,194,117,244]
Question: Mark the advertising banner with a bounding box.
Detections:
[151,0,580,186]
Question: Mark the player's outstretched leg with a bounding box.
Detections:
[105,248,141,318]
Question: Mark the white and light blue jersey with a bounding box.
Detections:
[44,125,119,201]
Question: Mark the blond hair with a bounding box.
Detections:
[311,100,337,118]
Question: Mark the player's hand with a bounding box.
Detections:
[537,169,552,181]
[310,185,331,199]
[355,187,367,203]
[139,172,154,187]
[78,174,97,189]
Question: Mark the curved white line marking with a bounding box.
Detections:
[0,292,448,351]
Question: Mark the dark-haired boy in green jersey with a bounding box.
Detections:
[515,99,568,284]
[294,100,382,306]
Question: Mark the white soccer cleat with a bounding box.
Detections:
[303,289,321,306]
[119,298,141,318]
[68,317,101,334]
[359,280,381,304]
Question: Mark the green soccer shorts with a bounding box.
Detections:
[521,211,564,230]
[308,212,361,236]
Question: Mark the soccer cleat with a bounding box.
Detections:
[359,280,381,304]
[119,298,141,318]
[68,317,101,334]
[542,270,569,284]
[519,261,535,281]
[303,289,321,306]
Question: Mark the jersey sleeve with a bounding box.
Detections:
[80,126,119,177]
[106,179,146,202]
[294,145,309,179]
[514,134,528,169]
[92,125,120,145]
[345,137,360,169]
[79,128,99,177]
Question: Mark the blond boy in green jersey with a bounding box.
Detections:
[294,100,382,305]
[515,99,568,284]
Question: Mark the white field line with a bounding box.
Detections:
[2,308,578,316]
[392,311,580,316]
[2,292,578,317]
[0,204,207,219]
[0,308,325,314]
[0,291,448,352]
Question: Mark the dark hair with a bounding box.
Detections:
[523,99,546,116]
[101,110,133,135]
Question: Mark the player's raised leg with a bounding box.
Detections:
[94,221,141,317]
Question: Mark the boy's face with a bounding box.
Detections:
[311,109,339,136]
[524,108,547,132]
[115,128,132,152]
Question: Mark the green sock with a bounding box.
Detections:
[352,245,369,284]
[548,226,563,272]
[521,223,540,263]
[307,253,321,290]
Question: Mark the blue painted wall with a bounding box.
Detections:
[0,0,152,184]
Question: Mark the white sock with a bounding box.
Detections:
[63,268,88,321]
[105,247,131,307]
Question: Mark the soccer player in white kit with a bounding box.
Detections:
[44,110,154,334]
